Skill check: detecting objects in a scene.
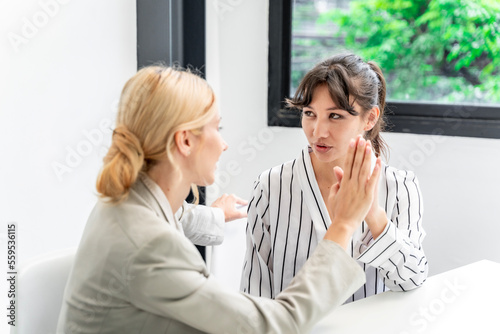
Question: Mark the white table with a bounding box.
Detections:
[311,260,500,334]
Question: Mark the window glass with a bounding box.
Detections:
[291,0,500,105]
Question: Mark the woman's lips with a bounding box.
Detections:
[314,143,332,153]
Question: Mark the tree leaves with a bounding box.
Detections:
[311,0,500,103]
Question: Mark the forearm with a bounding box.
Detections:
[357,222,428,291]
[179,203,225,246]
[379,227,428,290]
[272,240,365,332]
[365,207,388,240]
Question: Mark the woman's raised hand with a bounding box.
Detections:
[324,136,381,249]
[211,193,248,222]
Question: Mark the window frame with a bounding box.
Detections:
[268,0,500,139]
[136,0,207,259]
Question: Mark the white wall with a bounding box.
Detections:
[1,0,498,326]
[0,0,136,331]
[384,133,500,274]
[206,0,500,291]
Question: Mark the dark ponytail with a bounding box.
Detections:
[367,61,388,159]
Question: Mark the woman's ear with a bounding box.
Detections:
[174,130,193,157]
[364,106,380,131]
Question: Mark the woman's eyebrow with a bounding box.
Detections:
[304,105,341,111]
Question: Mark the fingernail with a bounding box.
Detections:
[349,139,355,147]
[358,138,365,146]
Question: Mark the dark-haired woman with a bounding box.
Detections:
[241,53,428,302]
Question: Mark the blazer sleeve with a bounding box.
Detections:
[354,169,428,291]
[240,171,275,298]
[177,202,225,246]
[127,228,365,334]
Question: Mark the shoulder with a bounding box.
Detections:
[382,163,419,187]
[88,193,175,250]
[381,164,423,203]
[253,158,298,190]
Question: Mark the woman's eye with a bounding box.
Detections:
[303,110,313,117]
[330,113,341,119]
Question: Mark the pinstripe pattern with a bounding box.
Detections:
[240,147,428,301]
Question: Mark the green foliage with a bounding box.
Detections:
[313,0,500,103]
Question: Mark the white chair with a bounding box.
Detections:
[12,248,76,334]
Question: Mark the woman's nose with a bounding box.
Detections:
[313,120,328,138]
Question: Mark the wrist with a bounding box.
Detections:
[324,220,357,250]
[365,208,388,240]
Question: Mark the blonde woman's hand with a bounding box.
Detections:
[324,136,381,249]
[211,194,248,222]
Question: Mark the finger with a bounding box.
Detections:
[333,166,344,184]
[345,136,359,179]
[359,141,372,183]
[329,182,340,197]
[210,193,228,208]
[231,210,248,221]
[352,137,366,181]
[366,157,382,194]
[235,210,248,219]
[233,196,248,205]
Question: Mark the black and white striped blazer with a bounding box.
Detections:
[240,147,428,302]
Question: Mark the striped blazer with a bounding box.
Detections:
[240,147,428,302]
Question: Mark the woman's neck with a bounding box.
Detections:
[146,161,191,213]
[310,152,345,186]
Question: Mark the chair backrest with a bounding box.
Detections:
[12,248,76,334]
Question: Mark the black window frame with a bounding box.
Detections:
[137,0,207,259]
[268,0,500,139]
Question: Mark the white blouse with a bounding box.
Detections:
[240,147,428,302]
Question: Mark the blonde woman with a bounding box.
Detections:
[57,66,380,333]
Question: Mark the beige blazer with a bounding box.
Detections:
[57,174,365,333]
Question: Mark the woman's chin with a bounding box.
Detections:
[313,151,336,163]
[194,175,215,187]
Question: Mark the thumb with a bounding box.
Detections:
[333,166,344,184]
[330,182,341,197]
[367,157,382,194]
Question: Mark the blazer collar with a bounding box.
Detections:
[136,173,183,233]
